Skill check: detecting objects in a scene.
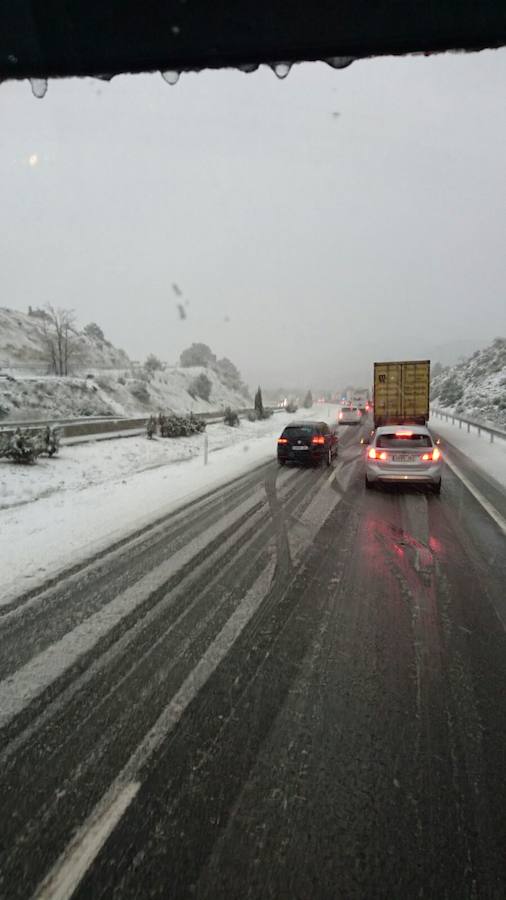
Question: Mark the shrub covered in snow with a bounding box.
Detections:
[224,407,240,427]
[129,381,150,404]
[190,373,212,402]
[145,354,163,374]
[1,429,39,464]
[180,343,216,368]
[152,412,206,438]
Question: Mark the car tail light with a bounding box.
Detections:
[357,410,362,417]
[421,446,441,462]
[311,435,325,445]
[368,448,388,460]
[395,431,413,437]
[339,412,343,420]
[278,437,288,444]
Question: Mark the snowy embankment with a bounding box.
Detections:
[430,416,506,489]
[0,406,338,605]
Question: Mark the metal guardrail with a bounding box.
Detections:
[0,407,284,443]
[431,407,506,445]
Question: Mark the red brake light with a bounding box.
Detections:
[395,431,412,437]
[338,412,343,419]
[368,447,387,460]
[357,410,362,417]
[420,446,441,462]
[311,435,325,445]
[278,437,288,444]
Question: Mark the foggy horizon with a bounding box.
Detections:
[2,49,505,391]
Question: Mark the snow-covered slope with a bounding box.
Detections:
[0,307,250,420]
[0,307,131,372]
[431,338,506,426]
[0,366,250,421]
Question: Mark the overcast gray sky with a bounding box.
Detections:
[1,49,505,390]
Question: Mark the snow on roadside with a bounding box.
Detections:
[0,406,340,605]
[430,416,506,490]
[0,417,279,510]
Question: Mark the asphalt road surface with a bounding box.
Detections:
[1,421,506,900]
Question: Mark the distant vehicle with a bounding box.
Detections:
[352,388,370,410]
[373,360,430,429]
[277,421,338,466]
[364,424,442,493]
[338,406,362,425]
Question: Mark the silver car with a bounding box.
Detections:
[338,405,363,425]
[364,424,442,493]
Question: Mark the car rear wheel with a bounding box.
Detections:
[432,479,441,494]
[278,458,285,467]
[365,475,373,489]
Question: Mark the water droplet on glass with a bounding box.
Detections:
[161,70,180,85]
[171,25,180,35]
[30,78,48,99]
[271,62,291,80]
[325,56,355,69]
[96,73,115,82]
[238,63,258,74]
[8,54,18,64]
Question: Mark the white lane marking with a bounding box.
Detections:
[327,470,336,485]
[0,491,262,729]
[32,559,276,900]
[35,782,140,900]
[1,502,271,766]
[445,456,506,537]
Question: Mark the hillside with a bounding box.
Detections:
[0,308,250,421]
[0,307,131,372]
[431,337,506,426]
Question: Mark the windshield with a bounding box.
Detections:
[1,44,506,900]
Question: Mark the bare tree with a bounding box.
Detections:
[41,305,79,375]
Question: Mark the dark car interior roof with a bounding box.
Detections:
[1,1,505,82]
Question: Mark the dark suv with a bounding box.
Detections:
[277,421,338,467]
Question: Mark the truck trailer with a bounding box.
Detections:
[373,360,430,429]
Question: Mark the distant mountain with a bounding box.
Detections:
[431,338,506,426]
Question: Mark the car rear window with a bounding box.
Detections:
[283,426,316,438]
[376,433,432,449]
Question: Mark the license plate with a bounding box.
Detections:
[293,445,308,450]
[392,454,416,463]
